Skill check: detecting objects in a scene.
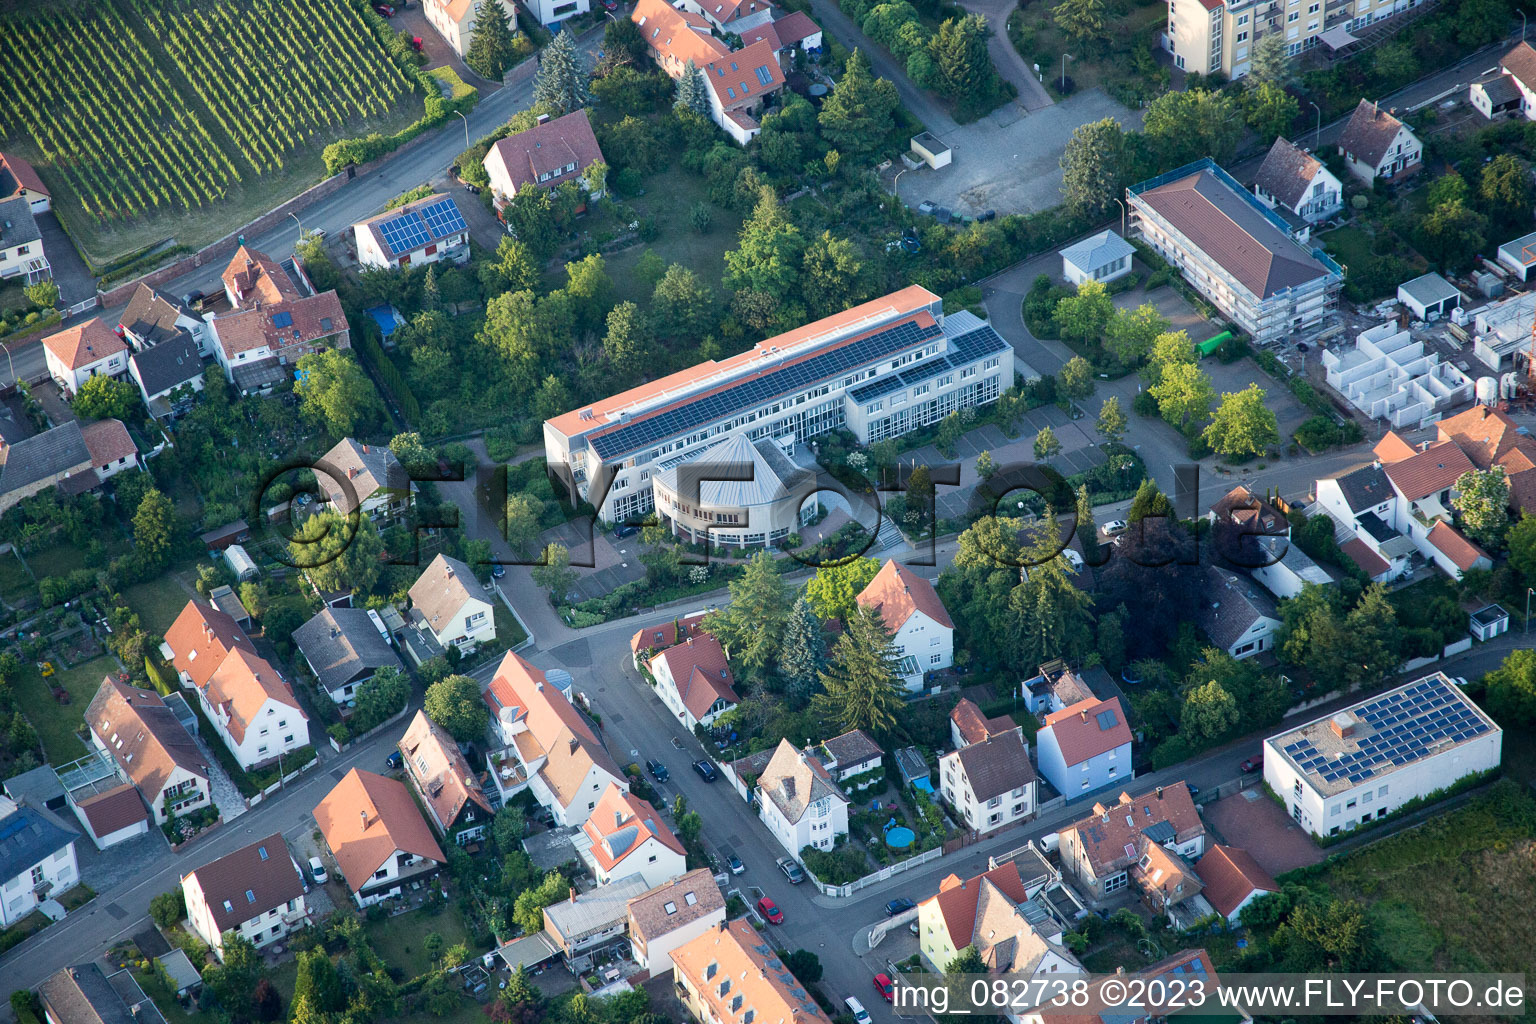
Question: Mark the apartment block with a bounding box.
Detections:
[1166,0,1428,78]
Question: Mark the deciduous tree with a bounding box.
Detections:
[1060,118,1127,218]
[1104,303,1171,365]
[424,675,490,742]
[1034,425,1063,461]
[1150,361,1215,432]
[1059,355,1095,399]
[802,231,864,318]
[71,375,137,421]
[1096,396,1127,443]
[1452,467,1509,547]
[724,188,805,299]
[295,350,383,435]
[1053,279,1113,345]
[1204,383,1279,457]
[1181,678,1239,741]
[532,542,577,603]
[804,556,881,622]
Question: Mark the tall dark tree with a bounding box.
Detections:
[466,0,519,80]
[812,605,906,736]
[779,595,826,706]
[533,29,589,114]
[817,50,899,159]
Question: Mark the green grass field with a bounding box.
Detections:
[364,905,473,981]
[14,654,123,761]
[0,550,37,606]
[601,174,744,309]
[123,572,195,635]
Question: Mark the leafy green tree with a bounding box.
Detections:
[812,605,907,736]
[24,279,59,309]
[929,14,995,101]
[1181,679,1239,741]
[1144,329,1197,385]
[975,450,997,480]
[503,493,544,556]
[801,231,864,318]
[1096,608,1126,675]
[782,950,823,985]
[1506,512,1536,584]
[389,432,435,476]
[1204,383,1279,457]
[533,375,572,423]
[1053,279,1113,345]
[1456,0,1512,46]
[1052,0,1106,41]
[1127,478,1173,522]
[602,301,652,378]
[1034,425,1063,461]
[70,374,137,420]
[532,542,577,603]
[818,49,899,158]
[651,264,716,341]
[1452,467,1509,548]
[203,933,267,1022]
[674,59,711,115]
[724,188,805,299]
[1479,153,1534,225]
[1059,355,1095,399]
[424,675,490,742]
[292,947,345,1018]
[149,889,185,928]
[1481,647,1536,728]
[563,252,612,332]
[1249,31,1288,85]
[493,804,528,854]
[1143,88,1242,166]
[779,595,826,706]
[1151,361,1215,432]
[354,666,410,731]
[1277,899,1369,971]
[532,29,589,113]
[295,350,382,436]
[133,489,175,568]
[466,0,519,79]
[493,237,540,292]
[1343,584,1401,685]
[804,556,881,622]
[1012,523,1095,665]
[1243,81,1299,143]
[288,513,384,596]
[1096,396,1127,443]
[1417,175,1487,270]
[603,14,648,67]
[1104,303,1171,365]
[1060,118,1127,219]
[705,552,791,672]
[514,871,570,934]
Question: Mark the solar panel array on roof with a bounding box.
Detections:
[588,317,943,459]
[1283,677,1491,785]
[378,210,431,254]
[419,197,467,238]
[847,325,1009,405]
[1096,709,1119,730]
[271,311,293,329]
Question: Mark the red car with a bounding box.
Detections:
[873,974,895,1003]
[373,3,395,15]
[756,896,784,924]
[1240,756,1261,774]
[410,36,424,51]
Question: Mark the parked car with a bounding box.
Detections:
[372,3,395,15]
[756,896,784,924]
[979,209,997,221]
[777,857,805,883]
[1185,783,1200,798]
[602,0,619,9]
[491,564,506,579]
[386,751,403,771]
[934,207,952,224]
[874,974,895,1003]
[1102,519,1129,536]
[308,857,328,885]
[182,290,205,309]
[844,997,870,1024]
[885,897,915,917]
[917,200,938,215]
[692,759,717,782]
[646,759,670,782]
[727,854,745,875]
[410,35,424,51]
[1240,756,1262,774]
[613,523,639,539]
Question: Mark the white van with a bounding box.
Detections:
[844,997,870,1024]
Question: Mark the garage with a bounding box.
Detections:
[1397,272,1464,321]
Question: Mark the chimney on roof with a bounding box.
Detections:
[359,808,369,830]
[1156,786,1163,800]
[616,810,624,828]
[1330,712,1357,739]
[570,887,578,902]
[569,737,579,754]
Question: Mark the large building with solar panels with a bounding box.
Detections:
[543,285,1014,524]
[354,193,470,271]
[1263,671,1501,838]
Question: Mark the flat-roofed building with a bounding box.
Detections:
[544,286,1012,524]
[1263,672,1501,839]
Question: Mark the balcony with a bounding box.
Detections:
[488,747,530,801]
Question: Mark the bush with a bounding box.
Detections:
[150,890,185,929]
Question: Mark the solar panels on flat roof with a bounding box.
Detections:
[588,316,944,459]
[847,325,1009,404]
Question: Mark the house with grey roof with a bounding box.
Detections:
[1195,567,1282,660]
[652,432,814,548]
[1338,100,1422,183]
[1248,534,1333,600]
[0,420,95,513]
[0,194,49,284]
[1251,137,1342,234]
[1396,272,1464,322]
[0,794,79,927]
[39,962,167,1024]
[129,332,205,420]
[118,283,209,354]
[294,605,403,704]
[1058,230,1135,286]
[317,437,407,520]
[1128,159,1343,343]
[542,876,649,970]
[755,739,849,862]
[938,729,1036,833]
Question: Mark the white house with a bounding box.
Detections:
[818,729,883,784]
[523,0,587,26]
[481,652,629,827]
[129,334,205,420]
[212,246,349,395]
[576,783,687,888]
[1195,567,1283,659]
[1264,672,1501,839]
[1252,138,1343,230]
[81,419,140,482]
[1194,845,1277,925]
[42,318,128,394]
[0,195,49,283]
[353,194,470,271]
[1469,603,1510,641]
[1034,696,1133,798]
[317,437,408,523]
[950,697,1022,748]
[916,861,1081,977]
[118,283,211,355]
[408,554,495,657]
[0,796,78,927]
[1475,41,1536,121]
[0,153,50,214]
[1397,272,1464,321]
[182,832,308,958]
[1338,100,1422,184]
[626,869,726,976]
[1248,535,1333,600]
[645,631,739,730]
[938,730,1036,834]
[423,0,519,56]
[755,739,849,862]
[856,560,953,690]
[1313,461,1414,581]
[86,679,212,826]
[483,110,606,206]
[1058,230,1135,286]
[1365,431,1494,580]
[1020,661,1095,716]
[314,768,446,907]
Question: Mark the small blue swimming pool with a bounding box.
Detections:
[885,826,916,849]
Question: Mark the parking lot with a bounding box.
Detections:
[1203,787,1325,877]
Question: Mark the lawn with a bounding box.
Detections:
[25,535,131,578]
[14,654,123,762]
[0,549,38,607]
[123,572,195,635]
[601,174,745,309]
[1316,226,1378,273]
[364,904,473,981]
[493,600,528,651]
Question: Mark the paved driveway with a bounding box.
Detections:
[956,0,1054,111]
[36,212,96,307]
[895,88,1142,217]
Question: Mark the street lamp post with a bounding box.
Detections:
[1522,10,1527,39]
[892,166,910,197]
[1061,53,1075,92]
[455,109,470,149]
[1526,587,1533,633]
[289,211,303,242]
[1113,196,1127,237]
[1309,101,1322,151]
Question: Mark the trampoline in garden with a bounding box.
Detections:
[885,826,915,849]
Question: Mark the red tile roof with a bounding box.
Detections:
[221,245,300,307]
[1381,439,1474,501]
[165,599,257,689]
[212,292,347,357]
[0,152,49,198]
[1195,844,1277,920]
[950,698,1016,746]
[858,559,953,630]
[630,613,709,655]
[632,0,731,71]
[1436,404,1536,468]
[701,0,775,25]
[702,38,785,111]
[87,678,209,803]
[1041,697,1132,766]
[1426,520,1489,571]
[1064,784,1202,877]
[484,110,605,196]
[202,647,304,745]
[399,710,492,833]
[77,782,147,836]
[1372,430,1418,464]
[653,632,739,719]
[924,862,1030,950]
[765,10,819,44]
[81,419,137,468]
[580,782,685,873]
[314,769,444,894]
[1340,537,1391,578]
[673,920,831,1024]
[43,318,127,371]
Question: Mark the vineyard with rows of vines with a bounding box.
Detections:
[0,0,417,229]
[128,0,413,175]
[0,1,241,222]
